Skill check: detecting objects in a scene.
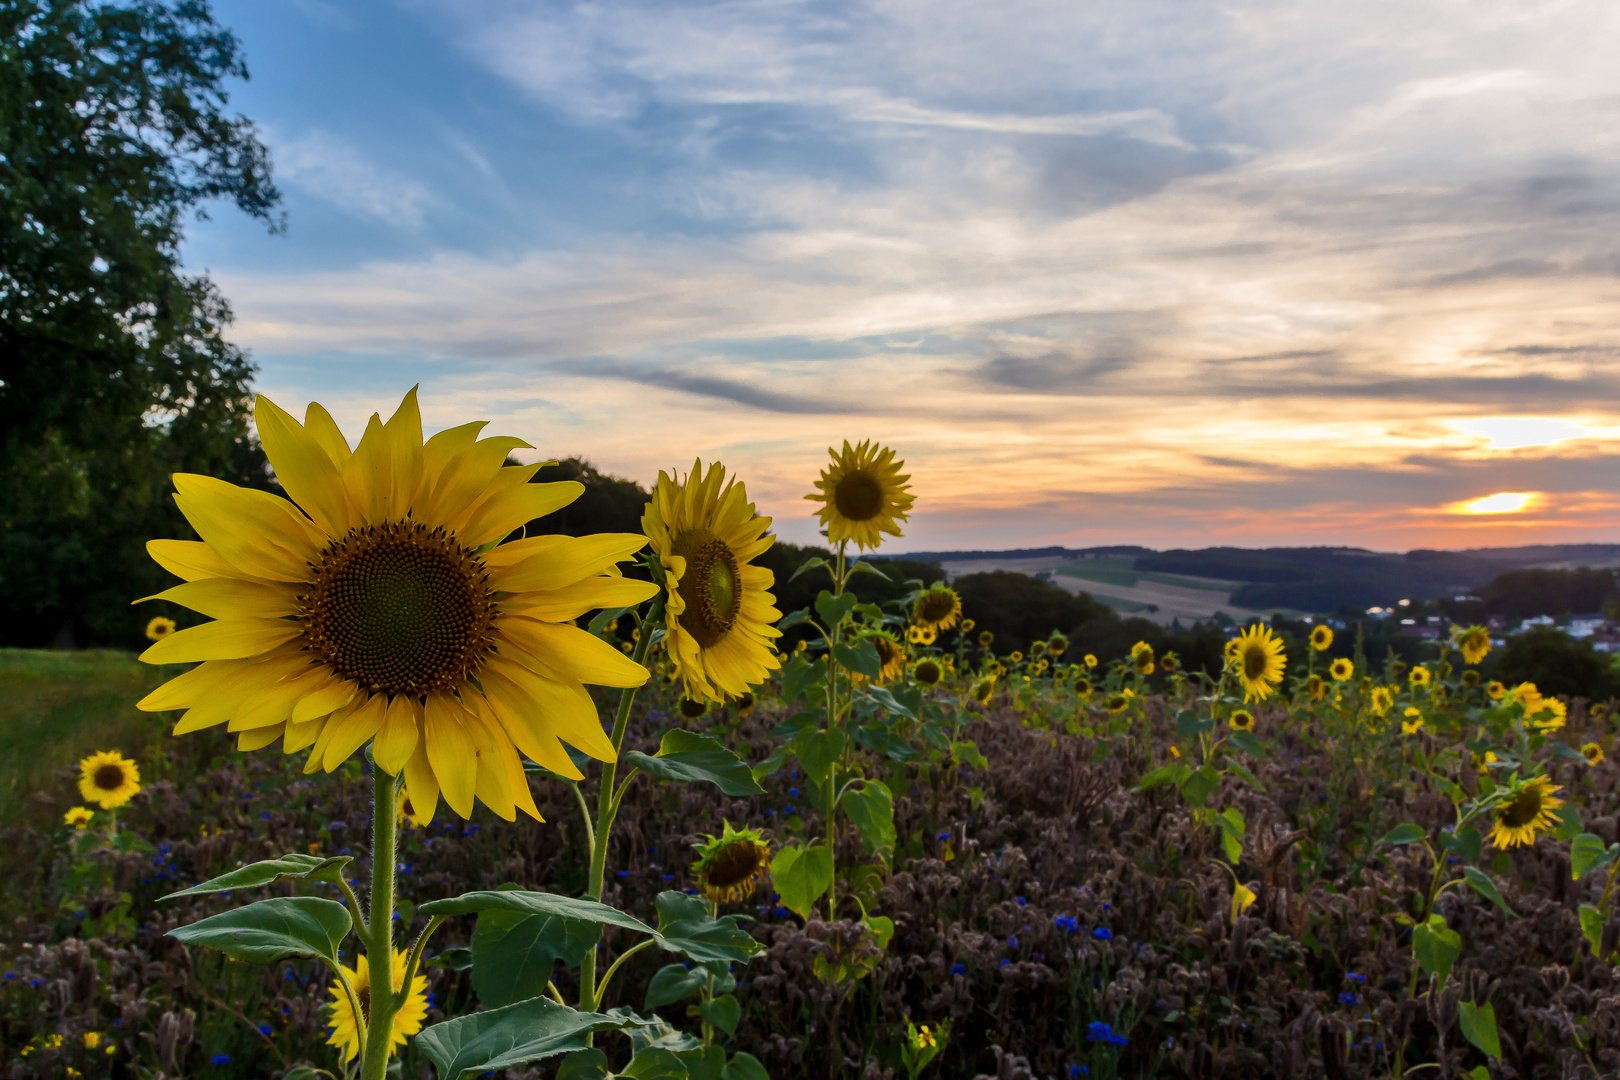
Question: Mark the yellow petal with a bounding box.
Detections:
[373,695,420,775]
[496,618,650,689]
[257,395,353,535]
[238,724,285,752]
[423,436,531,527]
[465,710,516,822]
[500,574,660,622]
[284,716,326,754]
[495,533,650,593]
[138,578,299,620]
[172,475,320,582]
[139,618,302,664]
[425,694,478,818]
[421,420,488,496]
[485,657,615,761]
[146,539,240,582]
[475,666,587,779]
[172,653,307,734]
[456,480,582,549]
[322,693,388,771]
[138,658,254,712]
[402,728,440,824]
[304,401,353,464]
[291,674,359,724]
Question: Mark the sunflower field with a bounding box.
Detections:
[3,392,1618,1080]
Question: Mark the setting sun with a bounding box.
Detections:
[1458,492,1538,515]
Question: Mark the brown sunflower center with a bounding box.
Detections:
[1243,644,1269,681]
[679,697,709,719]
[301,521,494,695]
[917,590,957,624]
[704,841,768,890]
[1498,786,1545,829]
[833,471,885,521]
[94,764,127,791]
[356,981,371,1023]
[915,659,943,685]
[672,531,742,648]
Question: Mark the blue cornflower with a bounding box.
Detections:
[937,830,951,841]
[1054,914,1079,932]
[788,787,802,798]
[258,1024,273,1035]
[1015,896,1027,906]
[211,1054,232,1064]
[1346,972,1366,984]
[951,963,966,977]
[1070,1066,1089,1078]
[1092,927,1112,940]
[1339,992,1362,1005]
[327,821,346,831]
[1007,935,1018,949]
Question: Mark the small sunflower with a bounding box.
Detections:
[1073,676,1092,697]
[1231,625,1286,703]
[978,630,994,647]
[1488,776,1564,848]
[1309,625,1333,651]
[1159,653,1179,676]
[1046,632,1068,656]
[144,617,176,641]
[1228,709,1255,732]
[1487,680,1506,701]
[1030,640,1047,658]
[804,440,915,550]
[1305,674,1325,701]
[1032,659,1049,675]
[646,459,782,705]
[733,691,756,717]
[63,806,94,829]
[858,630,908,684]
[1461,670,1480,687]
[679,697,709,721]
[1105,690,1134,713]
[1329,657,1354,682]
[1369,686,1394,716]
[960,618,975,632]
[1582,742,1606,766]
[1130,640,1152,660]
[326,948,429,1063]
[1223,638,1241,665]
[1009,651,1024,664]
[1591,703,1609,723]
[1508,682,1544,716]
[970,677,995,705]
[1532,697,1567,730]
[1454,625,1491,665]
[914,658,944,686]
[1389,662,1409,682]
[906,625,927,645]
[1401,708,1424,735]
[1409,666,1431,688]
[1134,650,1155,676]
[692,821,773,903]
[77,751,140,809]
[912,585,963,633]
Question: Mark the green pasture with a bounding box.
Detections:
[0,649,164,822]
[1055,566,1140,588]
[1056,565,1238,595]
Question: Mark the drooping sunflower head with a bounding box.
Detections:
[1030,640,1047,658]
[978,630,994,647]
[1046,633,1068,656]
[1228,709,1255,732]
[1305,674,1325,701]
[645,459,782,705]
[1073,676,1092,697]
[914,658,944,686]
[63,806,94,829]
[137,390,659,824]
[912,585,963,633]
[970,677,995,705]
[1489,776,1564,849]
[1130,640,1152,661]
[1591,702,1609,723]
[1581,741,1605,766]
[1487,679,1506,701]
[733,691,756,717]
[1309,625,1333,651]
[1159,652,1179,676]
[1461,670,1480,687]
[1389,662,1408,682]
[1454,625,1491,666]
[1508,681,1544,717]
[77,751,140,809]
[1105,690,1135,713]
[326,948,430,1063]
[692,821,773,904]
[1134,652,1155,676]
[805,440,915,550]
[1409,666,1431,688]
[144,617,176,642]
[861,630,908,684]
[679,697,710,721]
[1231,624,1286,703]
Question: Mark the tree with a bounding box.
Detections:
[0,0,281,646]
[1488,626,1619,702]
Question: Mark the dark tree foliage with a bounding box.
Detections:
[1487,625,1620,701]
[0,0,280,647]
[519,457,650,537]
[1478,568,1619,622]
[952,571,1116,657]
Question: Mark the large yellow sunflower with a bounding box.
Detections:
[911,584,963,633]
[643,460,780,704]
[77,751,140,809]
[326,948,429,1063]
[1488,776,1564,848]
[1231,624,1286,703]
[136,390,657,822]
[804,440,914,550]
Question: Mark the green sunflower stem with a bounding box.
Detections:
[580,596,664,1012]
[359,762,400,1080]
[822,541,850,916]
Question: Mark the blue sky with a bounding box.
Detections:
[185,0,1620,551]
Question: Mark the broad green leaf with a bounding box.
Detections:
[1224,760,1266,792]
[863,914,895,951]
[767,710,818,741]
[622,1047,690,1080]
[1433,775,1466,802]
[472,906,599,1007]
[1381,824,1426,846]
[1553,802,1585,841]
[1215,808,1245,864]
[795,728,845,786]
[789,558,830,585]
[776,607,811,630]
[160,853,353,900]
[1134,763,1188,793]
[556,1049,611,1080]
[751,744,792,783]
[624,730,765,797]
[814,590,857,628]
[699,993,742,1037]
[1226,731,1267,758]
[1175,709,1213,737]
[645,963,706,1009]
[1571,833,1620,880]
[1439,826,1482,863]
[621,1011,703,1055]
[1413,914,1461,985]
[1469,1068,1490,1080]
[722,1052,770,1080]
[950,740,989,772]
[771,843,832,920]
[780,659,825,704]
[588,607,629,637]
[168,896,350,965]
[1178,765,1219,808]
[420,891,655,936]
[863,685,916,720]
[416,996,653,1078]
[654,891,764,964]
[677,1045,727,1080]
[1462,867,1514,917]
[1579,903,1604,958]
[849,559,892,581]
[841,780,896,863]
[1457,1000,1502,1060]
[831,639,881,678]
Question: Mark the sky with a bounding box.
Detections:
[183,0,1620,554]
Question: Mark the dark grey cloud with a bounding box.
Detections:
[551,360,872,415]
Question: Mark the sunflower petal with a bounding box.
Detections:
[373,695,420,775]
[138,658,253,712]
[455,476,577,548]
[238,724,285,752]
[322,693,388,771]
[138,578,299,620]
[500,574,660,621]
[484,657,615,761]
[284,716,326,754]
[172,475,320,582]
[496,533,650,593]
[140,618,302,664]
[475,666,588,779]
[423,436,531,527]
[257,395,352,535]
[304,402,353,465]
[402,730,440,825]
[291,674,360,724]
[425,694,478,818]
[146,539,242,582]
[496,618,650,689]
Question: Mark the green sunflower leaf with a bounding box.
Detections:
[848,559,892,581]
[168,896,350,966]
[419,891,655,936]
[644,963,706,1009]
[780,658,826,703]
[832,639,882,678]
[555,1049,611,1080]
[723,1052,771,1080]
[1413,914,1461,985]
[1457,1000,1502,1060]
[624,730,765,797]
[699,993,742,1038]
[789,558,830,585]
[1462,867,1515,917]
[840,779,896,864]
[159,853,354,901]
[776,607,811,631]
[1571,833,1619,880]
[416,995,656,1079]
[1381,824,1426,846]
[622,1047,690,1080]
[1579,903,1604,957]
[771,843,833,921]
[653,891,763,964]
[814,589,857,628]
[471,906,599,1007]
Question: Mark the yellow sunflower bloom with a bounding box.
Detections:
[136,390,657,822]
[1329,657,1354,682]
[692,821,773,903]
[1488,776,1564,848]
[1401,708,1424,735]
[77,751,140,809]
[1084,654,1097,668]
[63,807,94,829]
[643,460,781,704]
[1532,697,1568,730]
[1309,625,1333,651]
[1369,686,1394,716]
[913,658,944,686]
[1409,666,1431,687]
[858,630,908,684]
[1486,680,1506,701]
[1231,624,1286,703]
[1228,709,1255,732]
[1305,674,1325,701]
[1009,651,1024,664]
[1046,633,1068,656]
[804,439,915,550]
[1582,742,1606,766]
[912,585,963,633]
[1453,625,1491,665]
[1130,640,1152,660]
[326,948,429,1063]
[145,617,176,641]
